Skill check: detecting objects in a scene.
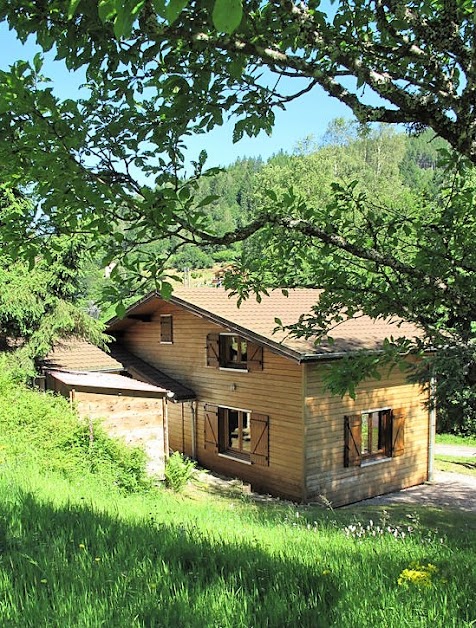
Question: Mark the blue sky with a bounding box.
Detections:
[0,21,355,169]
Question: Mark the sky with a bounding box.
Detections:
[0,20,355,170]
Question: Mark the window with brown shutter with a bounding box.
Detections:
[391,408,405,457]
[210,405,270,465]
[206,332,263,371]
[344,407,405,467]
[160,315,173,343]
[206,333,220,367]
[247,342,263,371]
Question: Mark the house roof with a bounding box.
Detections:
[108,344,196,402]
[43,338,123,372]
[47,369,168,397]
[107,287,422,363]
[43,338,196,402]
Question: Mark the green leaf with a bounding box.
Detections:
[196,194,220,209]
[67,0,83,19]
[33,53,43,73]
[165,0,190,24]
[115,301,126,318]
[98,0,117,22]
[160,281,173,300]
[212,0,243,34]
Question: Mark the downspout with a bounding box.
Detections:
[163,398,169,460]
[190,401,197,460]
[428,375,437,482]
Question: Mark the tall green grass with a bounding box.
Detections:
[0,371,475,627]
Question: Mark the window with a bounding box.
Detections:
[221,408,251,456]
[204,404,269,465]
[344,408,405,467]
[361,410,389,458]
[220,335,248,368]
[206,333,263,371]
[160,315,173,343]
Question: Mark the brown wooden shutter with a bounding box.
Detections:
[344,414,362,467]
[206,333,220,367]
[247,342,263,371]
[250,413,269,466]
[204,404,219,452]
[391,408,405,457]
[160,315,173,343]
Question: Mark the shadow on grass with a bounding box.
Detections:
[438,456,476,471]
[0,488,337,627]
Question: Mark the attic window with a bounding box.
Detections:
[206,333,263,371]
[220,335,247,369]
[160,315,173,344]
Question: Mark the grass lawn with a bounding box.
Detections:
[435,455,476,477]
[1,375,475,627]
[1,465,476,628]
[435,433,476,447]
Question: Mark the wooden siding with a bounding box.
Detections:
[121,304,306,500]
[303,363,429,507]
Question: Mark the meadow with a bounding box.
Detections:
[0,371,475,627]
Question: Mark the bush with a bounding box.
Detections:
[164,452,196,492]
[0,375,151,494]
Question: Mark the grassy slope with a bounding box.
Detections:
[1,380,475,627]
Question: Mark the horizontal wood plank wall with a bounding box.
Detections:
[304,363,429,507]
[121,304,305,500]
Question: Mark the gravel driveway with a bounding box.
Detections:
[197,445,476,512]
[361,444,476,512]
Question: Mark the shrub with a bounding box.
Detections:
[164,452,196,492]
[0,376,151,494]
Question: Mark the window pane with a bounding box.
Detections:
[160,316,173,343]
[240,340,247,363]
[230,337,239,363]
[242,412,251,452]
[228,409,239,449]
[370,412,381,453]
[361,413,369,454]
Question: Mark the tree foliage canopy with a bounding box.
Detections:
[1,1,476,430]
[0,188,105,369]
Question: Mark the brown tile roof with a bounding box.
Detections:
[43,338,123,372]
[43,338,195,401]
[107,287,422,362]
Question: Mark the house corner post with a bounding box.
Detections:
[162,397,169,460]
[428,375,437,482]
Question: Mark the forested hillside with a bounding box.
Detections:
[164,123,447,272]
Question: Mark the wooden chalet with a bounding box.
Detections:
[106,287,432,506]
